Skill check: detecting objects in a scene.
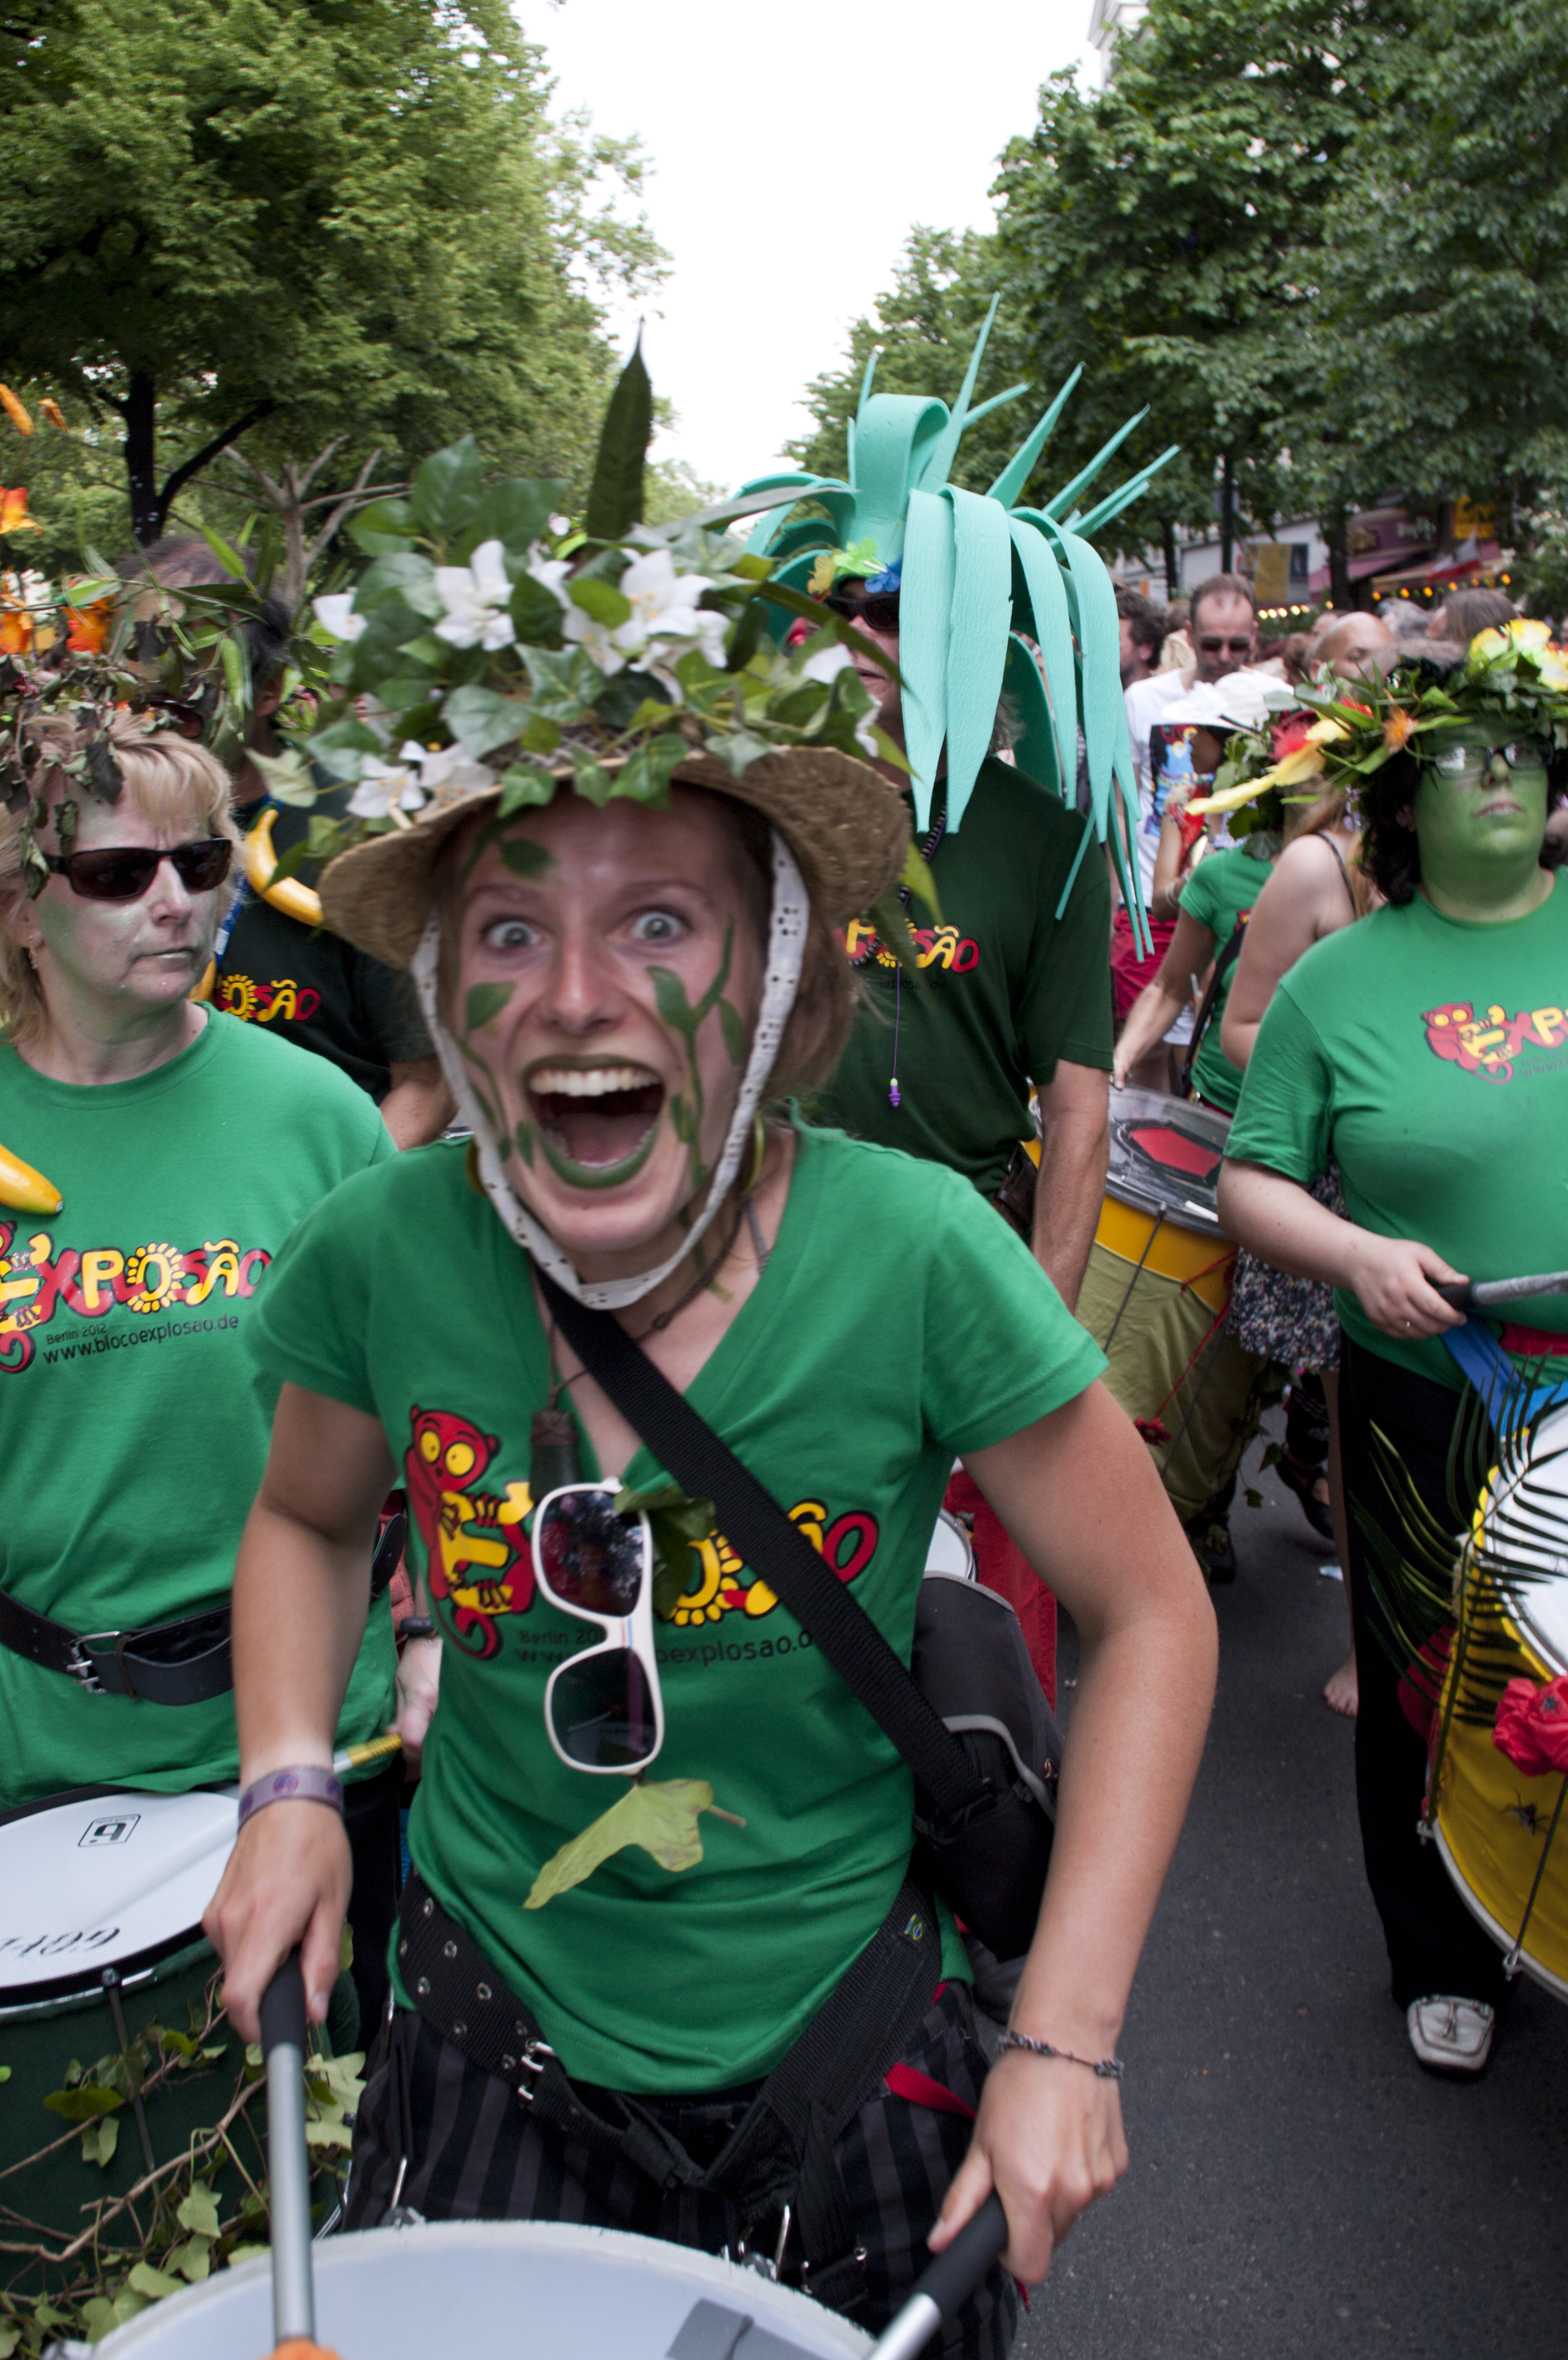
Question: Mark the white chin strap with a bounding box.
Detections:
[412,828,810,1309]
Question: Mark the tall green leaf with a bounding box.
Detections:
[584,331,654,543]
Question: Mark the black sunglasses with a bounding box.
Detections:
[1197,634,1256,656]
[824,589,901,634]
[44,839,233,903]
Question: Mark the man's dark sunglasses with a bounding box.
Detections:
[824,589,901,633]
[44,839,233,902]
[1197,634,1256,656]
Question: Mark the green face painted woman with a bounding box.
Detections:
[445,787,765,1286]
[1410,718,1555,923]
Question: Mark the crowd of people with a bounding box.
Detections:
[0,353,1558,2350]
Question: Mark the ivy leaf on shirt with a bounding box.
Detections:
[524,1778,736,1908]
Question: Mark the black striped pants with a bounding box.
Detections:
[344,1983,1017,2360]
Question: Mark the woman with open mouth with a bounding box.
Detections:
[205,744,1214,2354]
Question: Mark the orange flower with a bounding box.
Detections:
[0,486,40,535]
[0,608,32,655]
[38,399,68,432]
[65,597,112,653]
[1382,708,1417,753]
[0,386,33,437]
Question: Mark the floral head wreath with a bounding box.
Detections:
[1190,619,1568,826]
[0,529,304,896]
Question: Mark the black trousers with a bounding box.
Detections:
[343,1760,403,2030]
[344,1984,1016,2360]
[1338,1336,1508,2008]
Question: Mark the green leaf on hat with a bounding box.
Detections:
[569,575,633,628]
[584,331,653,544]
[408,436,483,541]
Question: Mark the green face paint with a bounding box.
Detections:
[648,923,745,1199]
[535,1120,660,1192]
[1415,718,1551,911]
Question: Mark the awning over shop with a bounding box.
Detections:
[1368,538,1510,595]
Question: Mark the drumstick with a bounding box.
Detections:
[1436,1269,1568,1312]
[331,1730,404,1775]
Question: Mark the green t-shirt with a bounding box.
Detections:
[814,758,1113,1194]
[1177,846,1273,1115]
[0,1010,399,1805]
[245,1123,1106,2094]
[1226,876,1568,1386]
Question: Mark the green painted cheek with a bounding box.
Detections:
[515,1120,536,1168]
[647,923,742,1199]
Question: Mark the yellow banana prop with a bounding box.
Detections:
[243,806,323,928]
[0,1143,62,1214]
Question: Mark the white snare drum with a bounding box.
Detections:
[1431,1405,1568,2000]
[89,2219,871,2360]
[925,1509,975,1581]
[0,1786,237,2014]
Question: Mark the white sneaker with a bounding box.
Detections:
[1406,1995,1495,2075]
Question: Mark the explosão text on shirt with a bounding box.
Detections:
[1424,999,1568,1085]
[403,1399,879,1662]
[217,973,323,1025]
[841,919,980,972]
[0,1220,268,1373]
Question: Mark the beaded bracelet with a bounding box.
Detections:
[237,1765,345,1828]
[997,2030,1125,2081]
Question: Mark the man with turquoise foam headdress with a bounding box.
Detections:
[734,307,1177,1690]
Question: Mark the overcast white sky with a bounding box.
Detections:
[524,1,1099,494]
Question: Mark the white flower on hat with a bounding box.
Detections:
[526,546,573,604]
[314,592,366,644]
[405,742,497,802]
[433,539,517,652]
[795,641,881,759]
[562,548,726,684]
[348,752,427,819]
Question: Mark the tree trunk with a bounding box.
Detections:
[1161,518,1180,604]
[1324,506,1351,610]
[1219,451,1235,575]
[123,374,161,546]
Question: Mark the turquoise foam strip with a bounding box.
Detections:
[986,366,1084,510]
[943,486,1014,832]
[1008,515,1079,798]
[901,488,957,830]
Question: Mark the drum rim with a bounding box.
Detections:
[1433,1821,1568,2005]
[89,2218,874,2357]
[0,1783,233,2011]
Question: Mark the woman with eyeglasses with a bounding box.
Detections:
[0,710,405,2019]
[202,746,1215,2353]
[1216,642,1568,2076]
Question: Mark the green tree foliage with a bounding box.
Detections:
[0,0,663,549]
[1314,0,1568,547]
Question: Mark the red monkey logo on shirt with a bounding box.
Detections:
[1422,1000,1568,1086]
[404,1405,532,1657]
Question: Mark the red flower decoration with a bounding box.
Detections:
[786,616,813,648]
[1493,1674,1568,1778]
[1270,713,1313,761]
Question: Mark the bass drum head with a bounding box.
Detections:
[0,1786,237,2012]
[1480,1399,1568,1673]
[1106,1083,1232,1231]
[91,2220,872,2360]
[925,1509,975,1581]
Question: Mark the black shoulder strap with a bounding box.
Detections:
[538,1268,987,1822]
[1178,916,1249,1100]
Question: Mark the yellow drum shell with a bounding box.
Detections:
[1077,1189,1261,1528]
[1433,1600,1568,2001]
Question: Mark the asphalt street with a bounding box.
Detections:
[1018,1430,1568,2360]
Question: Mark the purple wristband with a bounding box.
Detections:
[237,1765,345,1827]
